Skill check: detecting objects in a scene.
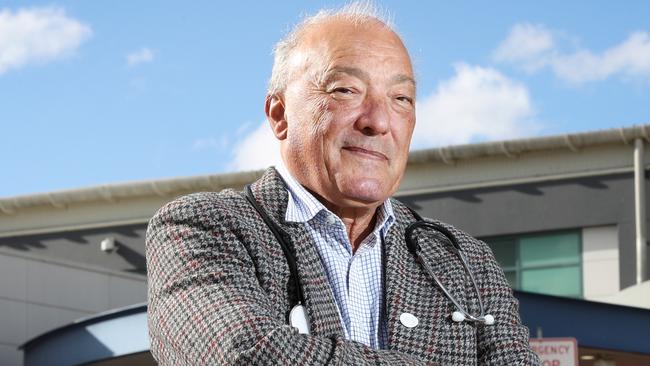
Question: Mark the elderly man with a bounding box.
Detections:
[146,4,539,365]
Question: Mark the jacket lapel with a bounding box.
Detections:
[248,168,477,359]
[249,168,345,338]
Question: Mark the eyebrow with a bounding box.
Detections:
[391,74,417,88]
[324,66,416,88]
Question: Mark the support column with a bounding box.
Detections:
[634,138,647,284]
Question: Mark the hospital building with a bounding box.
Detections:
[1,125,649,365]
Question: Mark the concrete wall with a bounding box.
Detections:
[0,223,147,275]
[0,224,147,366]
[582,225,620,299]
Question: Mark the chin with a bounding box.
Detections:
[340,177,392,205]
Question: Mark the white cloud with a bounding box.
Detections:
[126,47,154,67]
[412,63,539,148]
[230,121,282,171]
[192,136,230,152]
[494,23,650,84]
[493,23,554,71]
[0,7,91,74]
[552,32,650,83]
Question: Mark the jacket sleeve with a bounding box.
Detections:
[471,239,541,365]
[146,193,429,366]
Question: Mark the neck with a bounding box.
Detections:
[324,202,380,253]
[282,165,384,253]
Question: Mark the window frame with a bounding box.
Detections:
[481,229,583,298]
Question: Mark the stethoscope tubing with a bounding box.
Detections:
[405,213,493,325]
[244,185,305,313]
[244,184,492,327]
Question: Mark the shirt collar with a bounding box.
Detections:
[275,162,395,234]
[275,162,326,223]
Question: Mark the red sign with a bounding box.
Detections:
[529,338,578,366]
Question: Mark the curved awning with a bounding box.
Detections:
[20,303,153,366]
[597,280,650,309]
[516,290,650,355]
[21,291,650,365]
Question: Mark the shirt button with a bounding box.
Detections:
[325,215,337,225]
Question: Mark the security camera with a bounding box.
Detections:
[100,237,117,252]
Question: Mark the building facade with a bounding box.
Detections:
[1,126,649,365]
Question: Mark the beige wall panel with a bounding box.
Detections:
[0,197,159,237]
[400,145,639,194]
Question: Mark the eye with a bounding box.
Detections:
[396,95,414,105]
[328,86,359,100]
[332,87,354,94]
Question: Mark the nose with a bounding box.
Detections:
[355,93,390,136]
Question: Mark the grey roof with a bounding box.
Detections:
[1,124,648,215]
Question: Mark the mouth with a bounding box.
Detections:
[342,146,388,161]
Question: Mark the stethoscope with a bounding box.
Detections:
[244,185,494,336]
[405,208,494,326]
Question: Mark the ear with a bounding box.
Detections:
[265,94,288,140]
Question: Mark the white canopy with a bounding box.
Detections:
[597,280,650,310]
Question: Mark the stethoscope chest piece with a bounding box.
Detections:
[399,312,419,328]
[289,304,310,335]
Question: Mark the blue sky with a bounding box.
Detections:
[1,0,649,197]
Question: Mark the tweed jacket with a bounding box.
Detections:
[146,168,540,365]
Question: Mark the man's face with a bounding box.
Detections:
[276,18,416,209]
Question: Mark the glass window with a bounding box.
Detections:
[520,232,581,267]
[521,266,581,297]
[482,230,582,298]
[489,238,517,269]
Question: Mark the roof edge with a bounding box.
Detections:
[408,124,650,165]
[2,124,648,214]
[0,169,265,215]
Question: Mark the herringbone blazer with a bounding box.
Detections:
[146,168,540,365]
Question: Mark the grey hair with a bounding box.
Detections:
[267,1,395,96]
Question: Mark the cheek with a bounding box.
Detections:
[285,112,331,163]
[306,95,332,136]
[395,114,416,148]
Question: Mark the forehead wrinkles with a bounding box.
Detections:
[309,43,412,90]
[298,48,414,92]
[291,19,410,79]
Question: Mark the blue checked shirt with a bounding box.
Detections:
[276,164,395,349]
